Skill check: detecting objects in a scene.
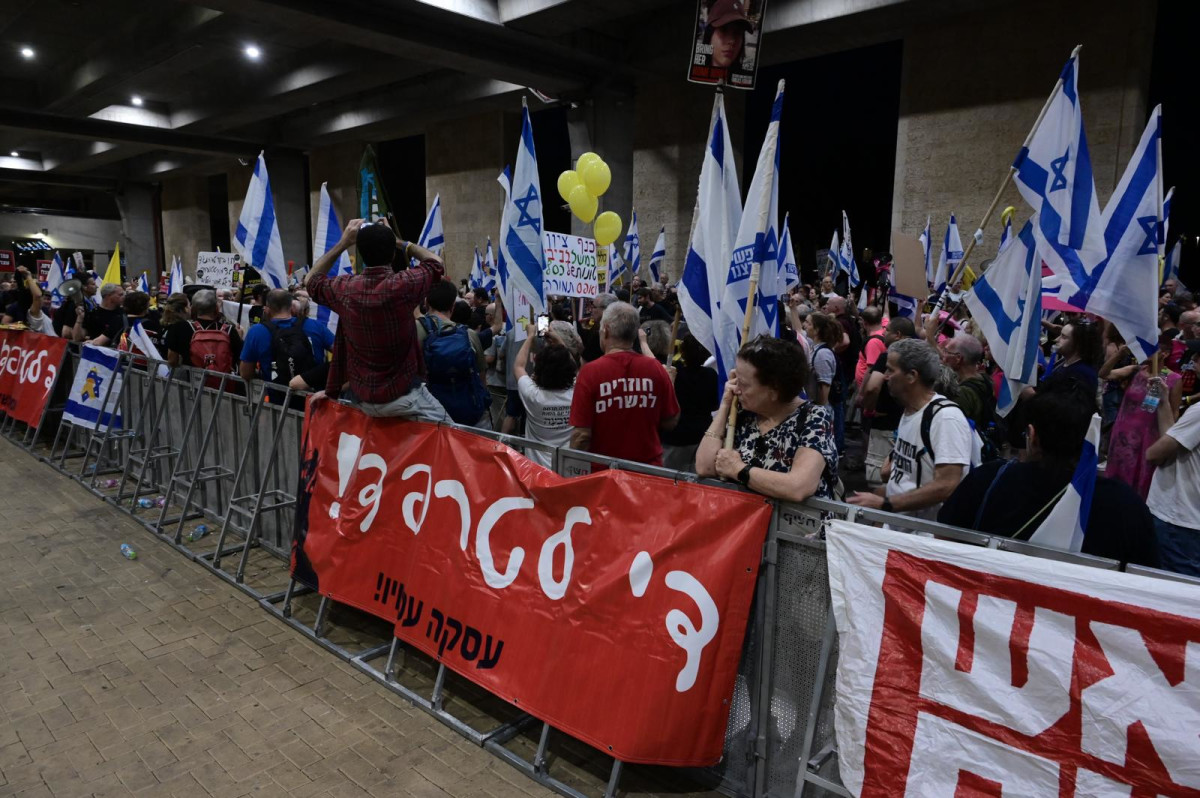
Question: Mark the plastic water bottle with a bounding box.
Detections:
[1140,370,1167,414]
[187,525,209,542]
[155,496,167,508]
[137,498,155,509]
[119,544,137,560]
[102,479,119,489]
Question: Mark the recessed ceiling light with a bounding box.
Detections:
[131,95,143,106]
[244,44,261,60]
[9,151,17,158]
[19,46,34,59]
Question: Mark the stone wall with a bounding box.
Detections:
[161,176,210,269]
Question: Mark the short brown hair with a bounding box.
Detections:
[737,336,809,403]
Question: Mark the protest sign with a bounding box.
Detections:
[36,259,51,283]
[826,520,1200,796]
[195,251,240,290]
[0,329,68,426]
[890,230,929,300]
[292,398,772,765]
[0,250,14,279]
[687,0,768,89]
[541,231,599,298]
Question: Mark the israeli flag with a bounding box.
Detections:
[827,231,840,278]
[779,214,799,291]
[469,248,485,290]
[963,218,1042,416]
[308,302,339,337]
[315,182,352,277]
[137,273,149,293]
[839,211,859,286]
[648,225,666,284]
[1028,413,1099,553]
[168,255,185,295]
[997,215,1014,256]
[47,252,65,297]
[64,344,124,431]
[1072,105,1163,363]
[418,193,445,256]
[715,79,785,389]
[1164,239,1182,290]
[919,216,933,286]
[1012,49,1106,301]
[127,319,170,378]
[621,210,641,284]
[933,214,963,292]
[680,93,742,362]
[495,106,546,336]
[608,242,627,289]
[233,151,288,290]
[892,292,917,320]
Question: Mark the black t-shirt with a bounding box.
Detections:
[660,366,720,447]
[1039,360,1099,398]
[3,301,26,323]
[164,319,244,364]
[938,459,1159,568]
[837,313,862,377]
[578,321,602,363]
[869,350,903,431]
[639,303,673,324]
[84,306,126,342]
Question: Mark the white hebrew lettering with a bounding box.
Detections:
[476,497,533,589]
[664,571,719,692]
[537,506,589,600]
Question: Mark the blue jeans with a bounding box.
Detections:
[1153,515,1200,577]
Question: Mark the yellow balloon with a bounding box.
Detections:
[593,211,622,247]
[575,151,600,173]
[557,170,581,203]
[581,160,611,197]
[568,185,598,223]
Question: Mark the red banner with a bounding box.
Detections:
[0,329,68,426]
[293,398,772,766]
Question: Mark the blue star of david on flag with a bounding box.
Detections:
[514,186,541,234]
[1136,215,1158,257]
[1049,149,1070,192]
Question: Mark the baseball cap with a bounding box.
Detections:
[707,0,752,29]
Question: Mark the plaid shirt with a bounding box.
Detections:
[308,260,444,403]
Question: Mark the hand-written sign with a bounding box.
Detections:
[541,231,598,298]
[195,252,241,290]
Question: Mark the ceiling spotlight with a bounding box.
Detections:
[8,151,17,158]
[131,95,143,106]
[19,46,34,59]
[244,44,261,60]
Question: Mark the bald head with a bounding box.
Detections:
[825,296,846,314]
[1181,310,1199,340]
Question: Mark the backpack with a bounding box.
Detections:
[913,398,983,485]
[263,319,317,384]
[958,376,1003,463]
[420,316,489,425]
[188,321,234,374]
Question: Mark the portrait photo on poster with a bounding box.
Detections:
[687,0,767,90]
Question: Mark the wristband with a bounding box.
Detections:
[737,464,753,487]
[881,497,894,513]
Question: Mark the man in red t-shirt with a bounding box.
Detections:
[569,302,680,465]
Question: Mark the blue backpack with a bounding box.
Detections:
[419,316,489,425]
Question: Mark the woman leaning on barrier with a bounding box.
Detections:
[696,336,839,503]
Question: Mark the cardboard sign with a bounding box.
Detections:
[541,231,599,299]
[195,251,241,290]
[293,399,772,766]
[687,0,768,90]
[890,230,930,301]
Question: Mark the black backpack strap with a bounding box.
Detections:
[916,398,957,486]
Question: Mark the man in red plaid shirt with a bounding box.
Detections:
[305,219,448,422]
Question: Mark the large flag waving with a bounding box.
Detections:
[623,210,641,284]
[1028,412,1100,552]
[964,218,1043,416]
[495,104,546,336]
[47,252,65,298]
[827,231,840,279]
[418,193,445,257]
[715,79,784,388]
[1012,48,1106,303]
[648,225,666,284]
[101,244,121,289]
[933,214,963,292]
[779,213,799,291]
[168,255,185,295]
[680,93,742,360]
[233,151,288,289]
[315,182,353,277]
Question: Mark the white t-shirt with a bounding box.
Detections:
[886,394,973,520]
[517,375,573,468]
[25,308,56,337]
[1147,406,1200,531]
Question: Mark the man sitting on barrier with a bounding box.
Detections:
[163,289,242,372]
[696,336,839,501]
[848,338,975,519]
[304,218,449,422]
[939,378,1159,567]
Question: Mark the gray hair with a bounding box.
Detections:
[548,320,582,358]
[934,364,960,401]
[951,332,984,366]
[600,301,640,345]
[191,289,218,317]
[641,320,672,362]
[99,283,123,300]
[593,292,618,312]
[888,338,942,387]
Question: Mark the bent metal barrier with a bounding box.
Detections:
[2,340,1190,798]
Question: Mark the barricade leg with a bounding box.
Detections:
[149,373,208,532]
[793,610,845,798]
[119,370,180,507]
[233,391,297,583]
[207,381,268,572]
[161,374,236,544]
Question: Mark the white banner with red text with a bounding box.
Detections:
[826,520,1200,796]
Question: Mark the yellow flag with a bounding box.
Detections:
[961,265,977,291]
[101,244,122,288]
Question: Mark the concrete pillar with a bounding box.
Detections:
[568,95,634,248]
[308,141,362,250]
[114,184,161,284]
[161,175,211,270]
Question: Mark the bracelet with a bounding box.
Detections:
[703,430,723,442]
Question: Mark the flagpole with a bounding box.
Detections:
[1152,121,1164,376]
[724,263,761,448]
[943,44,1082,297]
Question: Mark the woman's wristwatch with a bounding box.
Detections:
[737,464,753,487]
[881,497,894,513]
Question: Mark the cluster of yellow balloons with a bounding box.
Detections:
[557,152,623,247]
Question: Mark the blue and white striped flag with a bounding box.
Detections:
[469,248,485,291]
[137,273,149,293]
[933,214,963,292]
[892,292,918,320]
[716,79,785,389]
[779,214,799,291]
[623,211,641,283]
[1028,412,1099,553]
[418,193,445,257]
[233,151,288,290]
[127,319,170,378]
[168,255,184,295]
[997,215,1014,256]
[1164,239,1182,290]
[919,216,933,287]
[827,231,840,279]
[309,302,338,337]
[840,210,859,287]
[47,252,65,297]
[607,244,626,290]
[495,105,546,336]
[315,182,353,277]
[648,226,666,284]
[1073,105,1164,363]
[963,218,1042,416]
[64,344,124,431]
[680,93,741,360]
[1012,49,1106,304]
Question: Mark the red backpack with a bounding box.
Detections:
[188,321,234,374]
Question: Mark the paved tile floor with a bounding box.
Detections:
[0,443,553,798]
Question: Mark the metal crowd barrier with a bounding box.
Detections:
[2,342,1189,798]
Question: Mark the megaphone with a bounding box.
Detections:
[59,279,83,302]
